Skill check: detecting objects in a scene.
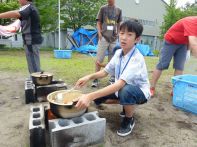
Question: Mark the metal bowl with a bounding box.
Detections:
[47,90,86,118]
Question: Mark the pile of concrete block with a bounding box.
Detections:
[49,111,106,147]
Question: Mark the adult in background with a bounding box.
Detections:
[92,0,122,87]
[0,0,43,74]
[150,16,197,97]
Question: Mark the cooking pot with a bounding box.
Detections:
[47,90,86,118]
[31,71,53,86]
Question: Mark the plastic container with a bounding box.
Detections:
[172,74,197,115]
[54,50,72,59]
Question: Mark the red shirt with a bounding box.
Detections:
[164,16,197,45]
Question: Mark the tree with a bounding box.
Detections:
[34,0,58,32]
[182,2,197,17]
[160,0,182,39]
[0,1,19,25]
[160,0,197,39]
[60,0,105,31]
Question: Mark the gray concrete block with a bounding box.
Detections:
[29,104,45,130]
[29,104,46,147]
[49,111,106,147]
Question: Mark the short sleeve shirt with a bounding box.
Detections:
[19,3,43,45]
[96,5,122,43]
[164,16,197,44]
[104,47,151,99]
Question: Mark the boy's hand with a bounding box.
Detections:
[75,76,90,88]
[75,94,91,109]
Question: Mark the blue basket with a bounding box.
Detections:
[172,74,197,115]
[54,50,72,59]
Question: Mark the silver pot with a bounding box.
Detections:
[31,71,53,86]
[47,90,86,118]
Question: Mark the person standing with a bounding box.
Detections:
[92,0,122,87]
[150,16,197,97]
[0,0,43,74]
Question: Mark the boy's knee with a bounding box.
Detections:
[118,85,131,102]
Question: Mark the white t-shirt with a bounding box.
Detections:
[104,47,151,99]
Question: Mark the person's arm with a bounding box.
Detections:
[97,21,102,40]
[75,69,108,88]
[75,79,126,109]
[189,36,197,57]
[0,11,21,19]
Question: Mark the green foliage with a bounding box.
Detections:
[34,0,58,32]
[160,0,197,39]
[152,49,160,57]
[182,2,197,17]
[160,0,182,39]
[0,1,19,25]
[60,0,105,31]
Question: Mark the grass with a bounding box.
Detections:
[0,49,175,86]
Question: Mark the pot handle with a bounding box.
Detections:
[39,74,48,79]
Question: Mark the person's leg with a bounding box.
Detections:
[94,93,118,105]
[108,41,117,84]
[173,44,187,76]
[151,69,162,88]
[151,41,176,96]
[24,44,41,74]
[92,37,109,87]
[117,84,147,136]
[95,37,110,72]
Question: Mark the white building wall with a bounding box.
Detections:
[116,0,167,49]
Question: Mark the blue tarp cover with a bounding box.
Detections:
[136,44,154,56]
[71,28,154,56]
[72,28,98,49]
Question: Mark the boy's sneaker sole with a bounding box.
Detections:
[117,122,135,137]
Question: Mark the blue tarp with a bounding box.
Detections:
[72,28,98,50]
[71,28,154,56]
[136,44,154,56]
[77,45,97,54]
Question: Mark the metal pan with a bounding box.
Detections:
[47,90,86,118]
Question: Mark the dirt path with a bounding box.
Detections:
[0,71,197,147]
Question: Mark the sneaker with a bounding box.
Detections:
[119,108,125,117]
[109,76,115,85]
[150,87,155,97]
[91,79,99,88]
[117,117,135,137]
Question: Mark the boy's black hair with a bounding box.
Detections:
[120,19,143,38]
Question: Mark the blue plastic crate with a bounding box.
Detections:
[172,74,197,115]
[54,50,72,59]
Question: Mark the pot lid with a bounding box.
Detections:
[31,71,53,77]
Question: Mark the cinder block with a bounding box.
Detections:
[49,111,106,147]
[29,104,46,147]
[29,104,45,130]
[25,79,35,104]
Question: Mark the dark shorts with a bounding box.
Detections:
[94,84,147,105]
[156,41,187,71]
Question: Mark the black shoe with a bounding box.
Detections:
[91,79,99,87]
[119,108,125,117]
[117,117,135,137]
